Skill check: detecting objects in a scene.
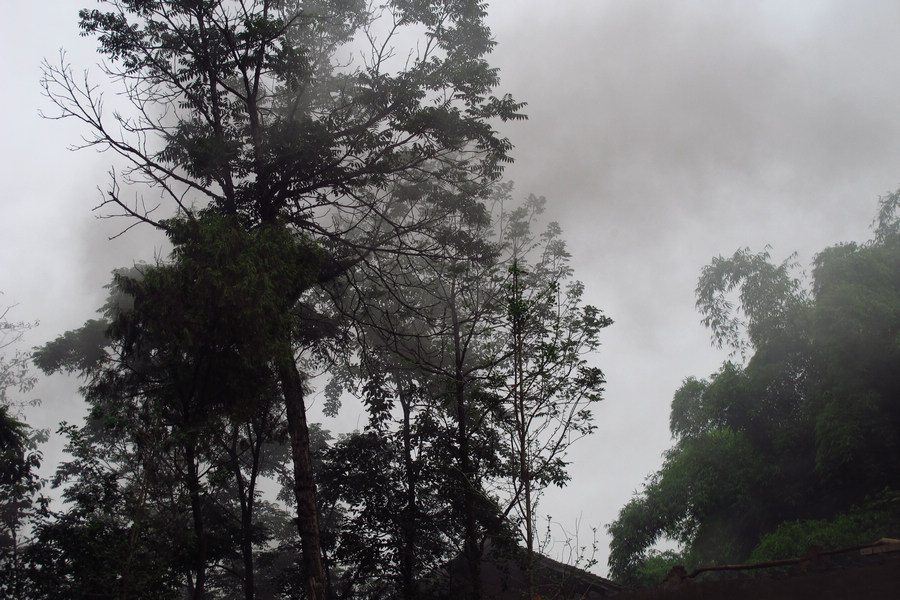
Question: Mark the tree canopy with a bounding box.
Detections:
[19,2,617,599]
[40,2,526,598]
[608,192,900,586]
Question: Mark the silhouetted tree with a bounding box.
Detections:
[34,221,307,599]
[323,188,610,600]
[497,194,611,597]
[43,2,523,597]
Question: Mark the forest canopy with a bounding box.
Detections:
[607,191,900,586]
[1,2,614,599]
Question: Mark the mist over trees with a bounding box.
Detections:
[319,188,610,598]
[2,1,613,599]
[607,192,900,587]
[9,1,899,598]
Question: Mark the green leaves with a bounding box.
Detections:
[611,194,900,585]
[696,247,808,357]
[607,424,764,584]
[749,490,900,562]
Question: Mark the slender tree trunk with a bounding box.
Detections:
[399,383,417,600]
[512,261,535,599]
[185,443,208,600]
[450,292,481,600]
[232,426,256,600]
[457,376,481,600]
[240,502,255,600]
[278,356,328,600]
[522,435,534,600]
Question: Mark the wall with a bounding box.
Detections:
[615,552,900,600]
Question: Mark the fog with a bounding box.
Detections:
[4,0,900,575]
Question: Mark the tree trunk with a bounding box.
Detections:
[457,380,481,600]
[240,507,256,600]
[279,358,328,600]
[185,443,208,600]
[512,261,535,599]
[399,383,417,600]
[233,426,256,600]
[450,292,481,600]
[239,488,256,600]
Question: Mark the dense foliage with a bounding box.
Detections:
[315,188,611,599]
[25,4,610,591]
[17,1,609,597]
[0,305,44,599]
[15,189,608,599]
[35,1,540,598]
[607,192,900,586]
[30,219,310,598]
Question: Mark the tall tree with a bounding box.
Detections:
[497,195,611,597]
[327,183,511,599]
[317,362,462,600]
[324,188,610,599]
[43,2,523,597]
[33,220,309,599]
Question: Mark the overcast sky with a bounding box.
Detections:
[3,0,900,577]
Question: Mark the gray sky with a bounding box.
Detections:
[3,0,900,576]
